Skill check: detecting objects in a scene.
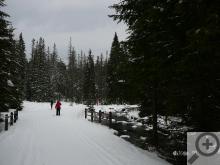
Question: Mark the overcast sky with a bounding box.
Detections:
[5,0,127,62]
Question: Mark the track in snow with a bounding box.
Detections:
[0,102,170,165]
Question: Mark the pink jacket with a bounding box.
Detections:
[55,101,61,109]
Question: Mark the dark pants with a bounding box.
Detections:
[51,103,53,109]
[56,108,60,116]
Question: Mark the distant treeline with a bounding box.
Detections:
[25,37,110,105]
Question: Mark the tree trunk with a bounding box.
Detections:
[153,81,158,149]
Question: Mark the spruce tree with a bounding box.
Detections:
[94,54,108,104]
[83,50,96,106]
[28,38,51,102]
[16,33,27,100]
[26,39,36,101]
[56,59,68,100]
[110,0,220,137]
[67,39,78,102]
[172,0,220,130]
[110,0,184,147]
[50,43,59,99]
[8,31,27,110]
[76,51,85,103]
[0,0,22,112]
[95,56,101,102]
[107,33,127,104]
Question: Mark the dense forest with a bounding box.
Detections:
[110,0,220,131]
[1,0,220,163]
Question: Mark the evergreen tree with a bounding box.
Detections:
[56,59,68,100]
[67,39,78,102]
[110,0,184,147]
[26,39,36,101]
[95,56,101,102]
[15,33,27,100]
[107,33,127,104]
[94,54,108,104]
[102,54,109,104]
[0,0,22,112]
[110,0,220,141]
[172,0,220,131]
[83,50,96,106]
[9,32,28,110]
[0,0,11,112]
[25,60,32,101]
[76,51,85,103]
[28,38,51,102]
[50,43,59,99]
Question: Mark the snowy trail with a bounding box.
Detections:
[0,102,170,165]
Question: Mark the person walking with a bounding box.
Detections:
[55,100,62,116]
[50,100,54,110]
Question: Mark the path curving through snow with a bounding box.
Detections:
[0,101,170,165]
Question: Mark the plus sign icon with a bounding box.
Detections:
[187,132,220,165]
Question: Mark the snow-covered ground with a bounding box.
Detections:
[0,101,170,165]
[93,104,140,120]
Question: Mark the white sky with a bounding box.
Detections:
[5,0,128,62]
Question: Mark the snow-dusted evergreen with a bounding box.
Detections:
[0,0,26,112]
[27,38,51,101]
[66,39,78,102]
